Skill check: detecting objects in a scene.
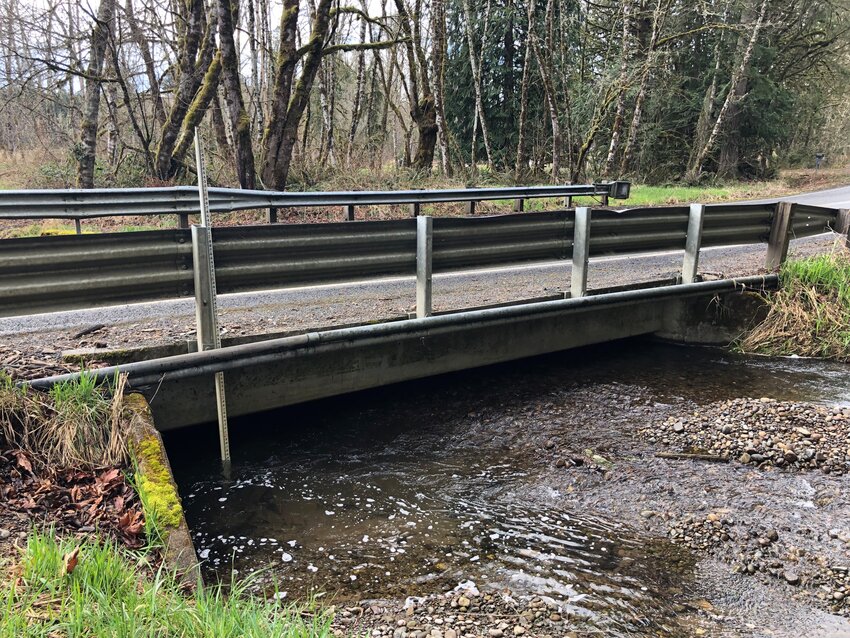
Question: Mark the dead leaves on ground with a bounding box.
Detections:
[0,449,146,548]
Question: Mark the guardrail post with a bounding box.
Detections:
[410,202,421,217]
[346,205,355,221]
[600,194,609,207]
[416,215,433,318]
[766,201,796,270]
[74,219,82,235]
[682,203,705,284]
[514,198,524,212]
[837,208,850,249]
[570,207,591,298]
[178,213,190,229]
[565,196,572,210]
[466,200,477,215]
[191,226,217,351]
[268,207,278,224]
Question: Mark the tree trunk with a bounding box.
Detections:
[514,0,535,178]
[77,0,114,188]
[431,0,451,175]
[393,0,436,173]
[460,0,494,168]
[717,2,757,180]
[317,57,337,167]
[602,0,634,178]
[502,0,516,168]
[261,0,333,189]
[686,0,767,182]
[218,0,256,188]
[153,0,218,180]
[124,0,166,128]
[346,0,368,165]
[531,0,561,182]
[170,52,223,167]
[620,0,667,176]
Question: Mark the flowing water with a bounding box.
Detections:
[166,340,850,635]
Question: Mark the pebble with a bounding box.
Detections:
[329,589,569,638]
[784,570,801,585]
[0,528,10,540]
[646,398,850,474]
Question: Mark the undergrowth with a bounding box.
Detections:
[0,371,129,468]
[738,249,850,360]
[0,531,332,638]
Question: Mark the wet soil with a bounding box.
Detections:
[166,340,850,637]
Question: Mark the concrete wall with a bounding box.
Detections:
[141,293,685,430]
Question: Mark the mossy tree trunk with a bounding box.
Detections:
[153,0,218,181]
[260,0,333,190]
[218,0,256,189]
[170,53,223,165]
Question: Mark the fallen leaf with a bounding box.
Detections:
[13,451,32,474]
[62,547,80,575]
[97,468,121,486]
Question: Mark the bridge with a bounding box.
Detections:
[3,183,849,436]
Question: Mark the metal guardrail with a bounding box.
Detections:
[0,230,192,316]
[0,182,629,223]
[0,200,841,318]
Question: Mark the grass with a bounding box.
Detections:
[0,371,129,469]
[738,248,850,360]
[0,222,161,239]
[0,530,333,638]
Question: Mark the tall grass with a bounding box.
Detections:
[739,249,850,360]
[0,531,333,638]
[0,372,129,468]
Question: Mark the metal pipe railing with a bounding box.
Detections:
[0,181,632,227]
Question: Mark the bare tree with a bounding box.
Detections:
[77,0,115,188]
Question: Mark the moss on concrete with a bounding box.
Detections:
[135,434,183,530]
[124,393,199,584]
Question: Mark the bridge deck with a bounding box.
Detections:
[0,234,834,383]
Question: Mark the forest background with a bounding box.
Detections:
[0,0,848,195]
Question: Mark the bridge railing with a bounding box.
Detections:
[0,198,843,318]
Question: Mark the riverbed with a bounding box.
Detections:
[167,340,850,637]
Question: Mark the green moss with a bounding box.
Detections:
[134,435,183,531]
